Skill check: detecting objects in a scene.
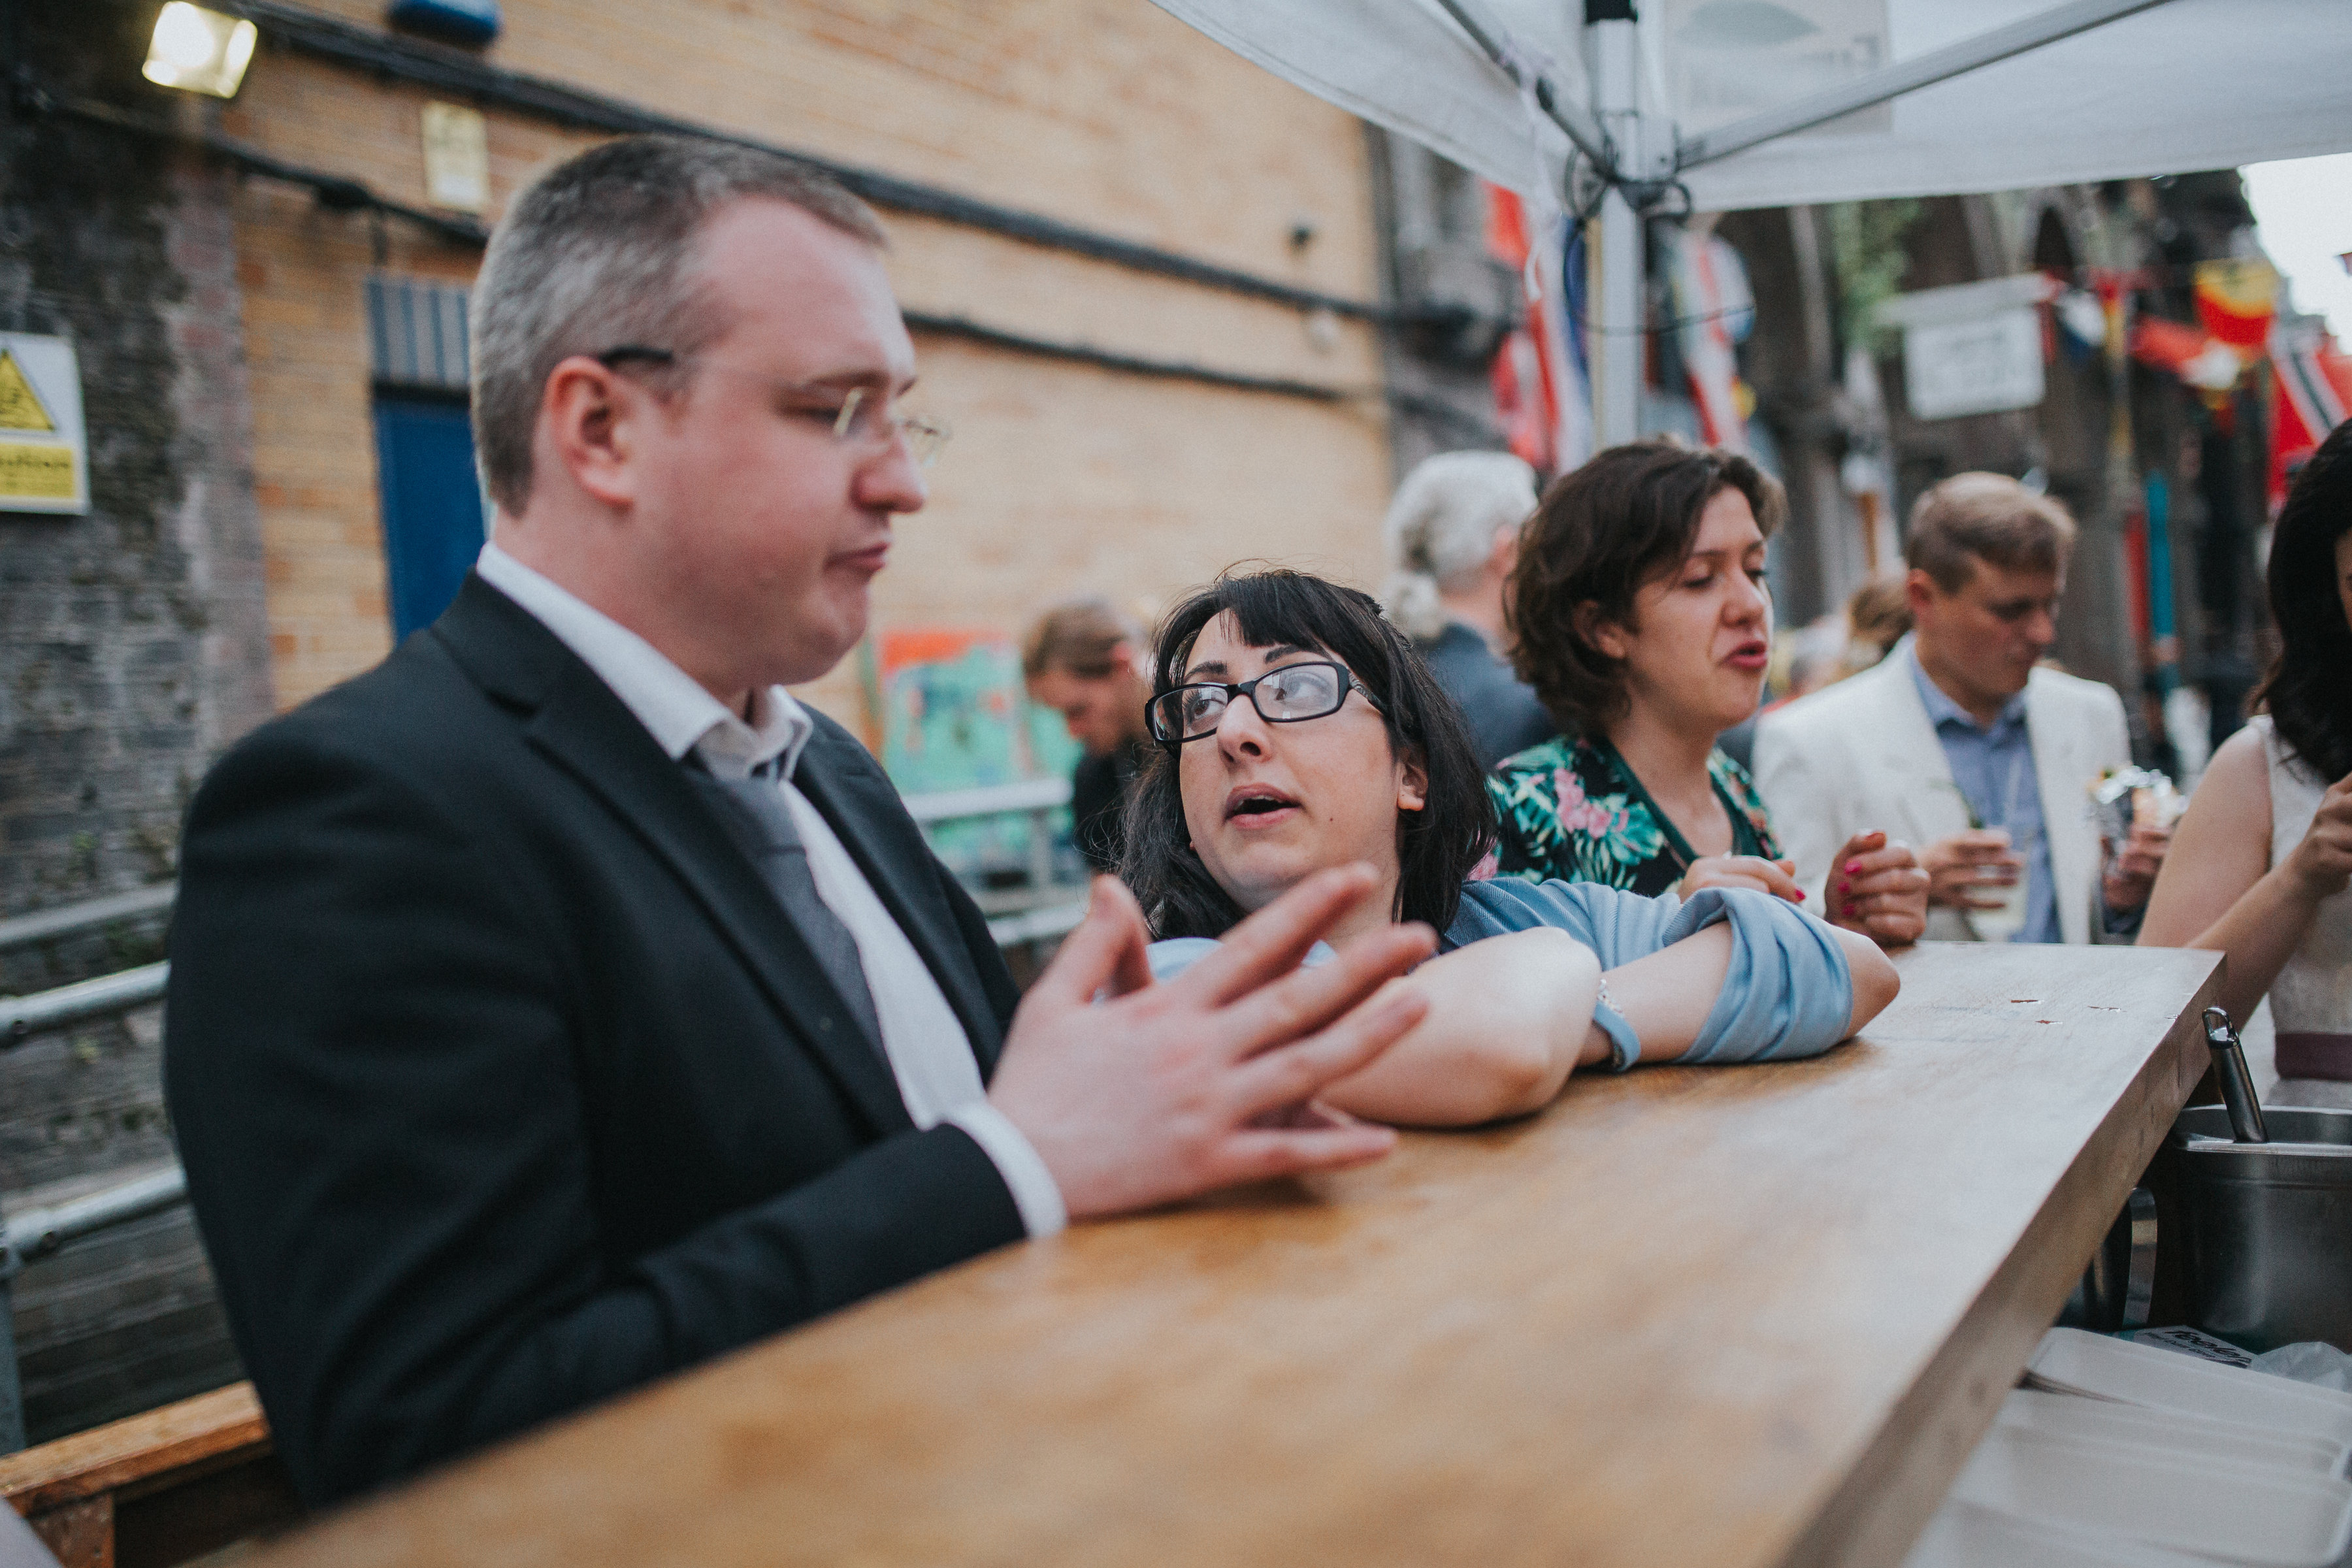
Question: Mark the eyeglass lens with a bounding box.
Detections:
[1156,664,1347,740]
[833,387,950,468]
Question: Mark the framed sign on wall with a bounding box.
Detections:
[0,333,90,515]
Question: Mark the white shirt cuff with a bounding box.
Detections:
[943,1102,1067,1238]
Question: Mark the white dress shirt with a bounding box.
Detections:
[475,542,1065,1237]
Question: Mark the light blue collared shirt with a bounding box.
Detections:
[1907,647,2060,944]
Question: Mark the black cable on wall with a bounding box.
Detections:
[31,75,1467,418]
[220,0,1492,336]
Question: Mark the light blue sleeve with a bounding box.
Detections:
[1441,879,1656,1068]
[1659,889,1854,1064]
[1445,879,1854,1067]
[1145,937,1337,985]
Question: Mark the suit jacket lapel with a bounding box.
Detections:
[2025,676,2095,945]
[431,579,914,1138]
[1859,649,1971,846]
[789,728,1007,1072]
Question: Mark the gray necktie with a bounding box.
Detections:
[685,760,884,1049]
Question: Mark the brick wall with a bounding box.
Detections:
[0,20,270,923]
[0,3,271,1444]
[210,0,1392,724]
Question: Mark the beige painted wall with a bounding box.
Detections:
[215,0,1393,732]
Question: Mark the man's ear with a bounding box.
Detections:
[1396,747,1429,813]
[540,355,650,510]
[1575,600,1629,662]
[1903,566,1938,621]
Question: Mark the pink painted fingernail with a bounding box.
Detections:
[1843,860,1861,874]
[1838,879,1852,893]
[1795,889,1806,900]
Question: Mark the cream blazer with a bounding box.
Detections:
[1752,638,2130,944]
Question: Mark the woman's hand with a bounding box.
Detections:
[2284,772,2352,903]
[1828,830,1929,948]
[1677,855,1805,904]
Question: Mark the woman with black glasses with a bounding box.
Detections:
[1118,568,1899,1128]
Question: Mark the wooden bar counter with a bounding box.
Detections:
[246,941,2221,1568]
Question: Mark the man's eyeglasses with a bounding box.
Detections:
[1146,661,1382,747]
[593,346,951,468]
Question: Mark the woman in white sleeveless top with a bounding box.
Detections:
[2144,423,2352,1077]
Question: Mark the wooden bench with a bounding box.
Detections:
[0,1383,301,1568]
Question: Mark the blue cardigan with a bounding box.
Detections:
[1147,880,1854,1070]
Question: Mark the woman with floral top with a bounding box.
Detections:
[1492,441,1929,947]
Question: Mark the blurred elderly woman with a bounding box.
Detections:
[1380,450,1555,768]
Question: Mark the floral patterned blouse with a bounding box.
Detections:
[1485,733,1782,896]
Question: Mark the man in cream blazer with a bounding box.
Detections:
[1755,474,2164,944]
[1756,633,2129,942]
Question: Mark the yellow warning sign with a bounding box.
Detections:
[0,443,76,499]
[0,350,55,432]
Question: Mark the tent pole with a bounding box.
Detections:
[1588,0,1641,448]
[1674,0,2180,170]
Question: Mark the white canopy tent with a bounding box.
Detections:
[1147,0,2352,442]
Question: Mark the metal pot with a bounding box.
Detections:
[2162,1105,2352,1353]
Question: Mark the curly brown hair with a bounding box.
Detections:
[1507,440,1786,738]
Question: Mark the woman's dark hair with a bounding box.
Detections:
[2253,419,2352,781]
[1509,438,1786,738]
[1118,568,1495,940]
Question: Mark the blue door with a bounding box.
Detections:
[372,393,487,640]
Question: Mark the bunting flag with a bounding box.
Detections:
[1669,228,1754,453]
[2193,259,2278,353]
[2129,316,2244,393]
[2268,316,2352,510]
[1482,183,1591,475]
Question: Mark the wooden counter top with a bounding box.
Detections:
[247,941,2221,1568]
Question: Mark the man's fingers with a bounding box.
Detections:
[1173,865,1379,1007]
[1026,875,1154,1009]
[1214,1122,1401,1184]
[1216,921,1434,1063]
[1226,975,1431,1113]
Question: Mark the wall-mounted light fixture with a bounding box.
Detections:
[142,3,259,99]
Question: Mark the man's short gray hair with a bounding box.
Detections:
[469,135,885,514]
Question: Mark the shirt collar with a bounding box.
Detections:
[475,541,814,781]
[1906,641,2027,736]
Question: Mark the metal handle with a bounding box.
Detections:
[2203,1006,2268,1145]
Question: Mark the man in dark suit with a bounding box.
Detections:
[163,136,1433,1507]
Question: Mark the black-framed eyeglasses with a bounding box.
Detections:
[592,345,951,467]
[1146,661,1382,747]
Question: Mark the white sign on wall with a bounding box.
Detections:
[0,333,89,515]
[421,101,491,214]
[1903,308,2046,422]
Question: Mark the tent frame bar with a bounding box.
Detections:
[1429,0,1617,174]
[1674,0,2183,171]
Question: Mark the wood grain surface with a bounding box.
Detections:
[241,941,2221,1568]
[0,1383,265,1517]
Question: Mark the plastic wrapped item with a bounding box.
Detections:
[2256,1341,2352,1394]
[2089,767,2187,843]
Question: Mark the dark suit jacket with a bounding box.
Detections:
[1418,622,1555,770]
[164,577,1027,1507]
